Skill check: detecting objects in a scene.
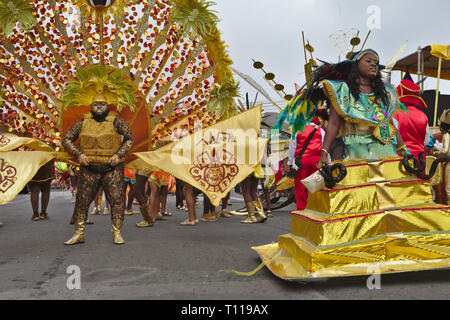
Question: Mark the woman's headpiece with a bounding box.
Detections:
[440,109,450,125]
[62,64,137,112]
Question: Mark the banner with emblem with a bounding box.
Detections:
[0,151,58,205]
[135,106,268,206]
[0,133,72,205]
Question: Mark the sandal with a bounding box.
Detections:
[136,220,154,228]
[162,211,172,217]
[219,210,232,218]
[180,219,196,226]
[156,214,168,221]
[32,214,40,221]
[39,213,50,220]
[200,213,218,222]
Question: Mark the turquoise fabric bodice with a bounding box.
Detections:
[322,80,400,160]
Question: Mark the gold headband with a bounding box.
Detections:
[91,93,108,104]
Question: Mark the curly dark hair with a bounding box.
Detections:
[346,54,390,107]
[440,109,450,133]
[440,122,450,133]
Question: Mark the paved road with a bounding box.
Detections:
[0,191,449,300]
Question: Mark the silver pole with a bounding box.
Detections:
[417,46,422,86]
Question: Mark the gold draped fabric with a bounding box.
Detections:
[134,106,268,206]
[0,133,55,152]
[0,133,71,205]
[0,151,55,205]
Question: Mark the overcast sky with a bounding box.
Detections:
[213,0,450,112]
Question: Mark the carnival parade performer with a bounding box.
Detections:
[286,115,326,210]
[320,49,408,163]
[124,168,138,215]
[134,170,155,228]
[175,178,186,210]
[394,79,430,161]
[180,183,198,226]
[201,192,217,222]
[240,163,267,224]
[28,160,55,221]
[149,170,171,221]
[62,93,134,245]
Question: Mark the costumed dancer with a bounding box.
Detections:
[134,169,155,228]
[217,192,231,218]
[394,79,430,162]
[148,170,171,222]
[28,160,55,221]
[286,113,327,210]
[68,165,79,203]
[175,178,186,210]
[159,175,173,217]
[201,193,218,222]
[240,163,267,224]
[180,183,198,226]
[90,187,107,215]
[124,167,138,215]
[62,93,134,245]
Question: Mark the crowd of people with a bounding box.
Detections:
[3,49,449,253]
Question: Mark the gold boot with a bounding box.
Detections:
[111,219,125,244]
[253,199,267,223]
[64,219,86,245]
[241,202,258,224]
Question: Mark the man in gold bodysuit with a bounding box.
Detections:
[62,94,134,245]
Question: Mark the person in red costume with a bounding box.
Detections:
[285,112,328,210]
[394,79,430,161]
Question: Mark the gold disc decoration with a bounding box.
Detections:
[0,0,238,150]
[253,61,264,69]
[350,36,360,46]
[305,44,314,53]
[264,73,275,80]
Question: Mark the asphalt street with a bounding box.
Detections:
[0,190,449,300]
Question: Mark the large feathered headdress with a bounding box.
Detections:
[62,64,137,112]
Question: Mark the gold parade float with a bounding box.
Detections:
[253,156,450,280]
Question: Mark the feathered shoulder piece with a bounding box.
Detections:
[274,63,343,138]
[275,49,387,138]
[0,0,37,36]
[62,64,137,112]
